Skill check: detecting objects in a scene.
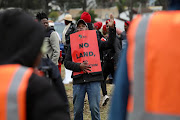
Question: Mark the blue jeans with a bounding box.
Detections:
[73,82,101,120]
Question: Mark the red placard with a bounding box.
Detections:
[70,30,102,76]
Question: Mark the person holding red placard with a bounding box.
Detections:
[64,14,116,120]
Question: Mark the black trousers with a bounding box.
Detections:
[101,61,114,96]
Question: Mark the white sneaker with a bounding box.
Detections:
[101,95,109,106]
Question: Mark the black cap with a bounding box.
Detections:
[77,19,88,27]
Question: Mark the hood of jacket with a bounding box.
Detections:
[0,9,45,67]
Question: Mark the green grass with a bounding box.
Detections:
[61,65,114,120]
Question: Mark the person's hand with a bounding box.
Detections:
[80,61,91,73]
[107,14,114,28]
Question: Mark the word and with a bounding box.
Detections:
[76,51,95,59]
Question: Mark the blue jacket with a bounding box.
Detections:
[109,44,129,120]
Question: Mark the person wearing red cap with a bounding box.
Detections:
[120,21,130,50]
[106,19,116,27]
[64,15,116,120]
[124,21,130,32]
[94,22,102,30]
[94,21,103,39]
[100,19,122,106]
[121,21,130,40]
[102,25,108,37]
[81,11,91,23]
[80,11,94,30]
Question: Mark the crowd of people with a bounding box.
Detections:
[1,0,180,120]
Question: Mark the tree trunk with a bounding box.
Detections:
[0,0,2,7]
[83,0,86,11]
[129,0,134,21]
[45,0,49,14]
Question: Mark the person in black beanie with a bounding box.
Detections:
[0,9,70,120]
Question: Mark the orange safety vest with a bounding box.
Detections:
[0,64,33,120]
[127,11,180,120]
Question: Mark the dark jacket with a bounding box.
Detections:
[113,36,122,65]
[64,23,76,47]
[104,35,122,66]
[64,27,116,84]
[0,9,70,120]
[38,58,69,103]
[64,23,76,55]
[119,31,127,62]
[96,30,105,64]
[27,73,70,120]
[97,30,104,39]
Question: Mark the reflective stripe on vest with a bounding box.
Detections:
[0,65,33,120]
[127,12,180,120]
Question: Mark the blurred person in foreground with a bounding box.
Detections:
[109,0,180,120]
[37,55,69,105]
[0,9,70,120]
[64,14,116,120]
[36,12,60,66]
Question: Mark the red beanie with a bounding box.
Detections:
[103,25,107,32]
[125,21,130,26]
[94,22,102,30]
[106,19,116,25]
[81,12,91,23]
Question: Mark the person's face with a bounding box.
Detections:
[124,25,129,32]
[77,23,88,31]
[64,20,69,25]
[41,18,49,29]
